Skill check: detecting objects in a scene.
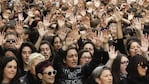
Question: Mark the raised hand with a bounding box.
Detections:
[0,16,4,29]
[108,46,118,60]
[137,0,145,6]
[43,16,51,27]
[93,0,100,8]
[81,16,90,28]
[15,20,24,35]
[0,32,5,45]
[128,12,134,20]
[57,15,65,28]
[74,0,78,5]
[133,18,142,30]
[15,37,23,49]
[141,34,149,52]
[69,23,80,41]
[93,30,104,48]
[27,9,35,18]
[18,13,24,21]
[37,21,48,37]
[57,28,68,41]
[112,7,122,22]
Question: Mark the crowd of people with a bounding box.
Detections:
[0,0,149,84]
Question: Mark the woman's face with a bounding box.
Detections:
[3,60,17,81]
[65,49,78,68]
[137,62,148,77]
[41,66,56,84]
[83,43,94,55]
[129,42,142,57]
[80,52,92,66]
[96,70,113,84]
[22,46,32,64]
[40,44,51,60]
[120,56,129,75]
[53,37,62,51]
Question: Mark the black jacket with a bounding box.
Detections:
[127,76,149,84]
[19,71,41,84]
[53,48,103,84]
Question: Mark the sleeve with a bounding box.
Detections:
[0,46,4,57]
[116,38,127,55]
[81,49,104,79]
[53,48,66,69]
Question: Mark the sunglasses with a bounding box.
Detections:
[100,27,108,31]
[6,39,15,43]
[121,61,129,64]
[43,70,57,76]
[139,63,148,69]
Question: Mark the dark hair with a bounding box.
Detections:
[51,35,62,51]
[80,41,95,51]
[39,40,55,61]
[78,49,92,64]
[123,27,136,37]
[126,54,148,78]
[126,37,141,55]
[111,54,127,84]
[0,56,20,84]
[35,60,53,75]
[63,46,78,60]
[17,41,36,75]
[4,48,17,57]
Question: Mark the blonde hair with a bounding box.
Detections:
[28,52,45,66]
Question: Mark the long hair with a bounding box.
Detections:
[126,54,148,78]
[39,40,56,62]
[111,54,127,84]
[0,56,21,84]
[17,41,36,75]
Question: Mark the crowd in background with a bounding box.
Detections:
[0,0,149,84]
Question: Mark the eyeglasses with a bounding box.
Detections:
[121,61,129,64]
[139,63,148,69]
[100,27,108,31]
[6,39,15,43]
[43,70,57,76]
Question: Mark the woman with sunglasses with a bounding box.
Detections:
[36,60,57,84]
[126,54,149,84]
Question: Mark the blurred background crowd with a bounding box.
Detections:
[0,0,149,84]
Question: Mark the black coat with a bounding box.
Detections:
[127,76,149,84]
[19,71,41,84]
[53,48,103,84]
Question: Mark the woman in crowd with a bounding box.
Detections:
[51,35,62,53]
[126,37,149,61]
[39,40,55,62]
[92,65,113,84]
[81,41,109,65]
[111,54,129,84]
[78,49,92,66]
[126,54,149,84]
[53,46,102,84]
[19,52,45,84]
[36,60,57,84]
[0,56,21,84]
[17,41,36,76]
